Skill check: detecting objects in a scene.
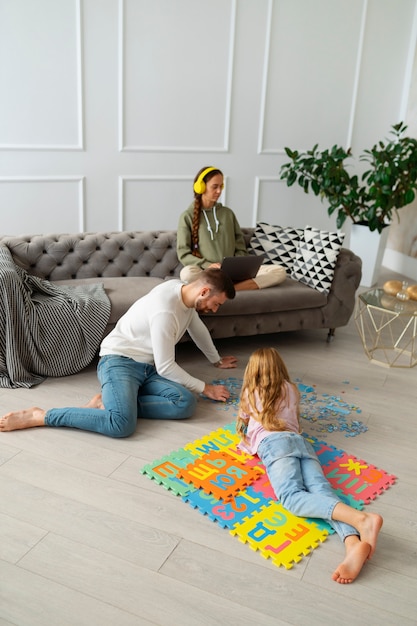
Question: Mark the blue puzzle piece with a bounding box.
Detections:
[183,485,272,529]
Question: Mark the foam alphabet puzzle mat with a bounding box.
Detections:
[141,423,396,570]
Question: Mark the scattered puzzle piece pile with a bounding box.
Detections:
[141,424,396,570]
[208,377,369,438]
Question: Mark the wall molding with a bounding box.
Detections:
[0,0,84,152]
[253,175,281,225]
[118,0,236,153]
[257,0,368,154]
[118,174,228,230]
[0,176,85,230]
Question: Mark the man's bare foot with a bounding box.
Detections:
[357,512,383,558]
[0,408,46,431]
[332,540,371,584]
[84,393,104,409]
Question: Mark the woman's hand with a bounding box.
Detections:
[208,262,221,269]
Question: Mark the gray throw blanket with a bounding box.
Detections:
[0,245,111,388]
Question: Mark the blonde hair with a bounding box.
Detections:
[236,347,300,438]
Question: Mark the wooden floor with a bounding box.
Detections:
[1,269,416,626]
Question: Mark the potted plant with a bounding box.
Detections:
[279,122,417,285]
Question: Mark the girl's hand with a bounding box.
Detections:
[208,262,221,269]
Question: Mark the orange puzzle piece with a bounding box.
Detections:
[177,450,262,501]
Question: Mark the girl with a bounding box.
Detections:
[176,166,286,291]
[236,347,383,584]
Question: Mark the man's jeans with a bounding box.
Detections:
[45,354,196,437]
[258,432,358,541]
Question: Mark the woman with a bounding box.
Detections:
[177,166,286,291]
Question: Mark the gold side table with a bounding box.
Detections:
[355,288,417,368]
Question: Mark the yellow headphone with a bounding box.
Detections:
[193,167,223,194]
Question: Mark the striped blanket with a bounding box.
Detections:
[0,245,111,388]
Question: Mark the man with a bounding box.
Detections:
[0,269,237,438]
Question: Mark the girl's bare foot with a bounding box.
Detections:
[0,408,46,431]
[84,394,104,409]
[332,540,371,584]
[357,512,383,558]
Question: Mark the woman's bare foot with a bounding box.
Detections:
[332,539,371,584]
[0,408,46,431]
[84,394,104,409]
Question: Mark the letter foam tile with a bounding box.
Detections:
[230,502,329,569]
[140,448,198,496]
[324,453,396,504]
[184,426,240,456]
[183,485,271,528]
[177,450,263,501]
[141,424,396,570]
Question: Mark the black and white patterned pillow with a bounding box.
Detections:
[249,222,303,271]
[291,226,345,294]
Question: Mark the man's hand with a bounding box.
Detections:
[203,384,230,402]
[215,356,238,369]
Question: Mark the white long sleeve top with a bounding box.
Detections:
[99,279,220,393]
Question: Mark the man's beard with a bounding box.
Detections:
[195,297,209,313]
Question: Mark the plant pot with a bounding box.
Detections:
[349,224,390,287]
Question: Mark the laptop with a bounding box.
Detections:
[221,254,264,282]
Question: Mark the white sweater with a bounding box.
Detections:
[100,280,220,393]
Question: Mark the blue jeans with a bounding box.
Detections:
[45,354,197,437]
[258,432,359,542]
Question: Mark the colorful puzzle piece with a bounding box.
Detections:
[183,485,271,528]
[314,442,345,466]
[231,501,329,569]
[178,450,263,501]
[184,426,240,457]
[140,448,197,496]
[324,453,396,504]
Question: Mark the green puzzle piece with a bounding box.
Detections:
[141,448,198,496]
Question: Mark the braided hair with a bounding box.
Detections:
[191,166,223,257]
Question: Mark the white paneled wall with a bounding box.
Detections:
[0,0,416,263]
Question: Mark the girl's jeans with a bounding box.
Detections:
[258,432,359,542]
[45,354,197,437]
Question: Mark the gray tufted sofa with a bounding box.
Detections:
[0,228,362,341]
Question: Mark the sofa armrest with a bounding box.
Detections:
[323,247,362,328]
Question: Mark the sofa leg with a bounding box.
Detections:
[327,328,335,343]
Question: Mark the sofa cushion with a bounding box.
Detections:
[249,222,303,271]
[291,226,345,294]
[53,276,163,324]
[203,277,327,317]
